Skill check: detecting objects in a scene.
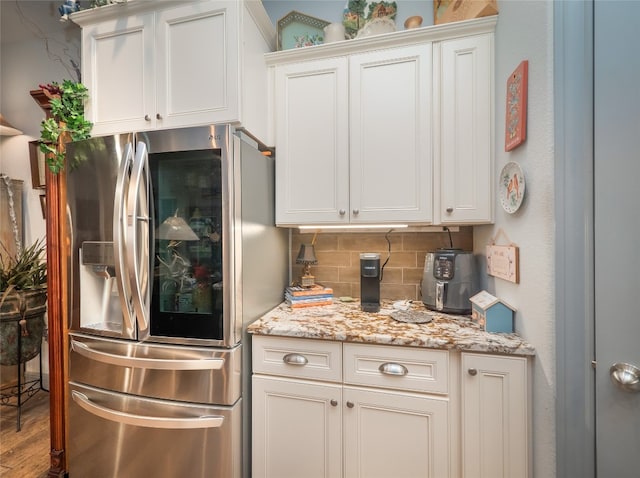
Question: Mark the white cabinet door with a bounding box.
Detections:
[274,57,350,225]
[461,353,530,478]
[80,1,243,136]
[252,375,342,478]
[156,1,239,130]
[349,44,433,224]
[343,386,450,478]
[81,13,155,136]
[438,33,493,224]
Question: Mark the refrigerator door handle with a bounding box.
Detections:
[71,391,225,429]
[71,338,225,370]
[126,142,151,334]
[113,143,136,336]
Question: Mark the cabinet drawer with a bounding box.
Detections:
[252,336,342,382]
[343,344,448,394]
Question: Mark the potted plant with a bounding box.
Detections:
[38,80,93,174]
[0,239,47,366]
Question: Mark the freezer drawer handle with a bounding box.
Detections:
[71,391,225,429]
[71,339,225,370]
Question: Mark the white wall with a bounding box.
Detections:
[0,1,81,245]
[0,0,82,383]
[474,1,555,477]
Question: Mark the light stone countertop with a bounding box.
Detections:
[248,299,536,357]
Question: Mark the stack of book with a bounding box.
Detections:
[285,284,333,308]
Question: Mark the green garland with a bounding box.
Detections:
[39,80,93,174]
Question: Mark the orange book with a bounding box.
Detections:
[286,285,334,297]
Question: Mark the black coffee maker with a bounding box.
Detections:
[360,253,380,312]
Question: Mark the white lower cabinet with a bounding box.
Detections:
[252,336,530,478]
[343,386,449,478]
[461,353,531,478]
[252,375,342,478]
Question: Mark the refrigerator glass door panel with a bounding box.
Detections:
[69,333,241,405]
[68,382,241,478]
[67,134,136,339]
[150,147,224,342]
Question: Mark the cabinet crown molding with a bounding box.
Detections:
[265,15,497,65]
[70,0,185,26]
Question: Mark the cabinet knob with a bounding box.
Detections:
[144,114,151,122]
[339,209,346,216]
[446,207,454,213]
[468,368,478,376]
[330,399,338,407]
[346,401,354,408]
[352,209,359,215]
[156,113,163,120]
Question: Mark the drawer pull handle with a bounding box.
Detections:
[330,399,338,407]
[378,362,408,376]
[468,368,478,376]
[283,353,308,366]
[346,401,354,408]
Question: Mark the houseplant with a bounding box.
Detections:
[0,239,47,366]
[38,80,93,174]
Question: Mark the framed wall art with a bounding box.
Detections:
[28,140,47,189]
[277,11,330,50]
[486,228,520,283]
[39,193,46,220]
[505,60,528,152]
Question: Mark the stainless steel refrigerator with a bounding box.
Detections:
[65,125,287,477]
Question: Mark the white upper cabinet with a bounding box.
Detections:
[437,33,493,224]
[72,1,274,138]
[267,16,496,226]
[274,57,350,225]
[155,2,239,130]
[349,45,432,224]
[274,45,431,225]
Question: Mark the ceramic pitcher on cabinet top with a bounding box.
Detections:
[323,23,346,43]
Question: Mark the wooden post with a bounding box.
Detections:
[30,89,68,478]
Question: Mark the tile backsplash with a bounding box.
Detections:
[290,228,473,301]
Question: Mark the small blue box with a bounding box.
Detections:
[470,291,516,333]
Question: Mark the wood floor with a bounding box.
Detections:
[0,387,50,478]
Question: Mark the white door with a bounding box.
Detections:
[81,12,155,135]
[461,353,529,478]
[274,57,350,225]
[349,45,432,224]
[594,2,640,476]
[438,34,493,224]
[343,386,449,478]
[252,376,342,478]
[156,1,239,130]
